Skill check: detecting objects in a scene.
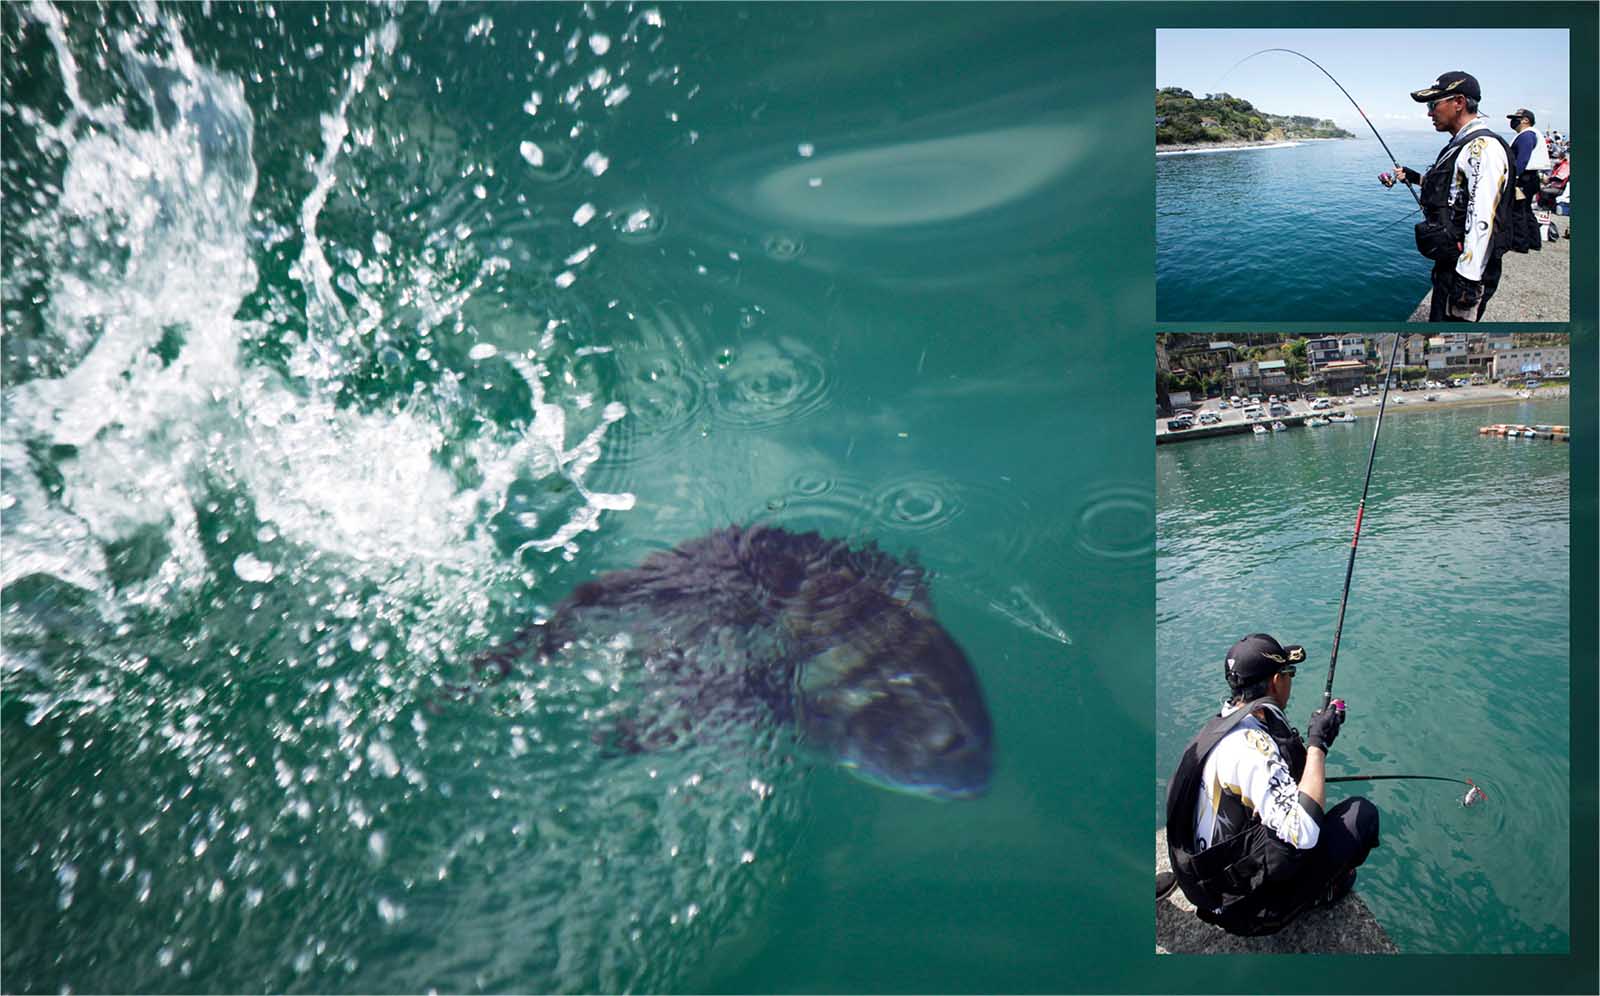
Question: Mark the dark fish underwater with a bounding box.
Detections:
[478,525,994,799]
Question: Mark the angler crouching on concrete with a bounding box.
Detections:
[1380,71,1514,322]
[1160,634,1380,936]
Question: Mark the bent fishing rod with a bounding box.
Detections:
[1221,48,1422,208]
[1322,331,1405,711]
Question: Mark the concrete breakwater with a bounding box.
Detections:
[1156,413,1315,444]
[1155,829,1397,954]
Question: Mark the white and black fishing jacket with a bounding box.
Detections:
[1192,700,1322,853]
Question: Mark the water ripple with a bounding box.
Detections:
[709,336,832,429]
[1073,483,1155,560]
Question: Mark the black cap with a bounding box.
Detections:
[1507,107,1536,125]
[1410,71,1481,103]
[1225,633,1306,691]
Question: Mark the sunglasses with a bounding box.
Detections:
[1278,665,1297,678]
[1428,96,1462,111]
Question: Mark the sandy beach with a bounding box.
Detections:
[1155,137,1342,155]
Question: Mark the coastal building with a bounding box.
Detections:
[1170,340,1239,376]
[1227,360,1261,396]
[1317,359,1368,395]
[1257,359,1289,391]
[1426,333,1471,373]
[1404,333,1428,367]
[1200,117,1219,128]
[1307,335,1367,372]
[1492,346,1571,379]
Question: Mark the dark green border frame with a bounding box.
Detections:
[1145,3,1596,993]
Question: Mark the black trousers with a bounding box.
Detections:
[1429,256,1503,322]
[1213,797,1382,936]
[1256,796,1380,922]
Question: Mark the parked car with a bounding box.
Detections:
[1168,417,1193,431]
[1310,398,1332,410]
[1198,412,1221,425]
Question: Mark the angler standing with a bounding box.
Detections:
[1380,71,1515,321]
[1161,634,1381,936]
[1507,107,1552,252]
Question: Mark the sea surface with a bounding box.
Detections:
[1156,398,1572,953]
[1,4,1152,993]
[1156,134,1510,322]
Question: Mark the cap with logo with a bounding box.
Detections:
[1506,107,1536,125]
[1224,633,1307,691]
[1410,71,1481,103]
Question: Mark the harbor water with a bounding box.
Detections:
[1,4,1152,993]
[1156,398,1572,954]
[1156,134,1509,322]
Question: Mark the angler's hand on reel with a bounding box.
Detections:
[1307,698,1346,753]
[1379,165,1421,188]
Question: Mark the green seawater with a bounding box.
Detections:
[1157,397,1571,954]
[1,4,1150,992]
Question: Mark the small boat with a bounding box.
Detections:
[1252,424,1267,436]
[1306,416,1328,427]
[1329,412,1356,423]
[1393,396,1407,405]
[1270,421,1287,432]
[1424,394,1439,402]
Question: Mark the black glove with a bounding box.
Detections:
[1306,704,1345,752]
[1448,274,1484,315]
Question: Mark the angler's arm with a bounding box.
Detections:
[1455,137,1508,281]
[1223,731,1323,849]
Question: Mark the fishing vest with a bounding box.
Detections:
[1414,124,1516,265]
[1164,698,1311,934]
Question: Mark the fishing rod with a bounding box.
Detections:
[1221,48,1422,208]
[1328,774,1489,807]
[1322,331,1405,711]
[1379,206,1422,231]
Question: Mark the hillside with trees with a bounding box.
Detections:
[1156,87,1356,146]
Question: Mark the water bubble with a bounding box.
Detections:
[582,151,610,177]
[232,554,275,583]
[797,142,815,158]
[572,203,596,227]
[468,343,499,361]
[587,33,611,55]
[610,200,664,243]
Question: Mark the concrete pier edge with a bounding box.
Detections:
[1410,232,1570,322]
[1155,829,1398,954]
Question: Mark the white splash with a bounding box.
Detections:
[3,3,635,624]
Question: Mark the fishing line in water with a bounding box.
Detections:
[1379,206,1423,230]
[1217,48,1422,207]
[1327,774,1489,808]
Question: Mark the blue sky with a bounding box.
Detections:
[1157,29,1571,135]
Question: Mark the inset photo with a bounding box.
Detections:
[1155,332,1571,953]
[1156,29,1571,323]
